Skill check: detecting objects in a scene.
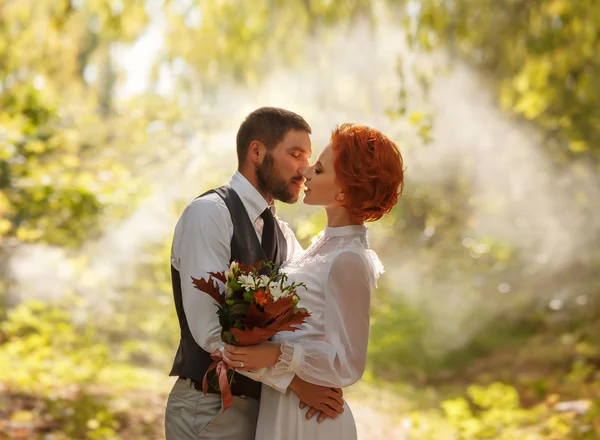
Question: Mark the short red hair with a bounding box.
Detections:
[331,123,404,222]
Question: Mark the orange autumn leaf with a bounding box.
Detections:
[191,276,225,305]
[231,306,310,346]
[263,295,295,321]
[238,261,266,273]
[245,295,295,329]
[230,326,277,346]
[208,271,227,284]
[245,302,269,328]
[267,307,311,334]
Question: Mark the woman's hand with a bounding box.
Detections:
[223,342,281,370]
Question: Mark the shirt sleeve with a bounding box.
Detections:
[171,197,232,354]
[268,250,375,388]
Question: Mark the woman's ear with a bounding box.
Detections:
[335,191,345,202]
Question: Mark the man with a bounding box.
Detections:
[165,107,344,440]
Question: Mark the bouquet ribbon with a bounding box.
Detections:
[202,349,234,411]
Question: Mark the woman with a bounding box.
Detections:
[224,123,404,439]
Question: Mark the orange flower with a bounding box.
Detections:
[254,289,268,306]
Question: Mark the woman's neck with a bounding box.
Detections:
[325,206,364,228]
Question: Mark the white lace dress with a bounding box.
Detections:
[254,225,383,440]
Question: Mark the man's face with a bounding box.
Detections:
[256,129,312,203]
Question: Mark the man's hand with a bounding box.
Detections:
[289,376,344,422]
[299,394,343,424]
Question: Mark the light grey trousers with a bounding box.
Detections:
[165,378,260,440]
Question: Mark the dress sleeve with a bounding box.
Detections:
[271,250,375,388]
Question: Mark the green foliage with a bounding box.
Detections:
[0,0,163,247]
[162,0,373,89]
[94,241,179,370]
[409,383,600,439]
[0,299,108,391]
[0,299,163,439]
[405,0,600,162]
[367,290,431,382]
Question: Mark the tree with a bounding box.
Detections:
[405,0,600,163]
[159,0,374,95]
[0,0,149,248]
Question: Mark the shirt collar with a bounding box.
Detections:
[229,171,273,223]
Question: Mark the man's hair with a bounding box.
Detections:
[236,107,311,167]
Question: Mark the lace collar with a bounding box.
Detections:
[323,224,367,238]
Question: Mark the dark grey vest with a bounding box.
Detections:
[169,185,287,399]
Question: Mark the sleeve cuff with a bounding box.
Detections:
[274,340,303,374]
[265,370,295,393]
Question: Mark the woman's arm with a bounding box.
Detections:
[288,250,373,388]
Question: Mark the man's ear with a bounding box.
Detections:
[248,140,267,165]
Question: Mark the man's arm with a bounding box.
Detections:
[173,197,231,353]
[175,198,303,392]
[289,375,344,421]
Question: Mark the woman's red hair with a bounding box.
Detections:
[331,123,404,222]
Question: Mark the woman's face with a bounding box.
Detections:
[301,143,343,207]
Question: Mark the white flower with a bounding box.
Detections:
[226,284,234,298]
[259,275,271,288]
[268,282,285,300]
[227,261,239,281]
[238,274,257,290]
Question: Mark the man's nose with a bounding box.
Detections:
[300,156,310,169]
[299,166,310,179]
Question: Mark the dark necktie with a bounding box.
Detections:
[260,207,277,263]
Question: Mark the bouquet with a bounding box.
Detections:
[191,260,310,410]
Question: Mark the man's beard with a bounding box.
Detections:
[256,153,301,204]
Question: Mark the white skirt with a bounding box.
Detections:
[255,383,357,440]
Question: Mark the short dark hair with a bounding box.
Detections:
[236,107,311,166]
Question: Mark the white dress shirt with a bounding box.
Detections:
[170,171,303,391]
